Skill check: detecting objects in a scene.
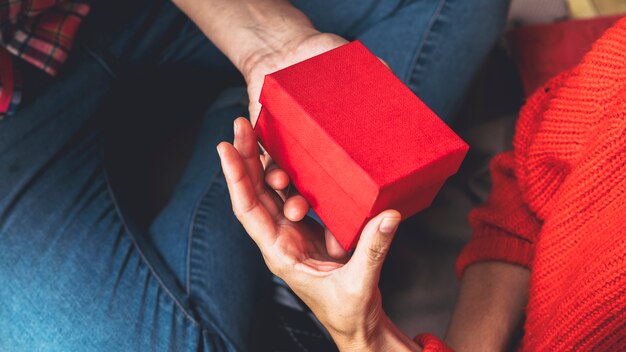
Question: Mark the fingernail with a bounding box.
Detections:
[379,217,400,235]
[233,120,238,136]
[216,144,222,157]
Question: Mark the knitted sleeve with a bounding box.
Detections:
[416,150,545,346]
[453,68,571,278]
[455,151,542,278]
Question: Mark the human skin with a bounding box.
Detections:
[445,262,529,352]
[174,1,529,350]
[172,0,349,125]
[218,118,420,351]
[218,118,530,351]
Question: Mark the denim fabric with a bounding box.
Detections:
[0,0,509,351]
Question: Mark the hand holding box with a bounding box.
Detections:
[255,41,468,250]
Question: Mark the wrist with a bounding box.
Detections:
[238,22,319,81]
[174,0,319,80]
[331,313,421,352]
[234,1,318,79]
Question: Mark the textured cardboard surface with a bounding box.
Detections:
[255,41,468,250]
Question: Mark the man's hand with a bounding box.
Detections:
[172,0,348,124]
[218,118,420,352]
[241,32,348,125]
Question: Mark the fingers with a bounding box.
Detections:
[233,117,265,195]
[218,141,278,248]
[262,153,311,221]
[378,57,390,69]
[264,157,290,192]
[348,210,401,284]
[325,228,349,260]
[284,194,309,221]
[234,118,285,217]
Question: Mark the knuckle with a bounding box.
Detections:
[366,243,388,263]
[233,199,259,218]
[230,171,248,185]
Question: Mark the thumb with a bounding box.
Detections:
[349,210,401,284]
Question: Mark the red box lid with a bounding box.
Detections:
[256,41,468,250]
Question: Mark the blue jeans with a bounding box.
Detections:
[0,0,509,350]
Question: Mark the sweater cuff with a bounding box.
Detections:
[414,333,454,351]
[456,225,534,278]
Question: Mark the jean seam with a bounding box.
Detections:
[280,315,310,352]
[78,44,118,79]
[404,0,447,86]
[185,168,221,295]
[157,23,201,65]
[342,0,383,38]
[101,162,201,328]
[186,168,243,350]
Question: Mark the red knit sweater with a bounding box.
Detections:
[418,17,626,352]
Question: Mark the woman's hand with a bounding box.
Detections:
[217,118,420,351]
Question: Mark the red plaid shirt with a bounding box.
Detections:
[0,0,92,117]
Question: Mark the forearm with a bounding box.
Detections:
[332,313,422,352]
[172,0,317,75]
[445,262,530,352]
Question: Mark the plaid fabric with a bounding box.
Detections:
[0,0,92,116]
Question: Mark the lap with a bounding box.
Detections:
[0,137,205,351]
[81,0,509,122]
[0,0,510,349]
[0,55,262,352]
[0,63,202,350]
[147,88,271,349]
[294,0,510,120]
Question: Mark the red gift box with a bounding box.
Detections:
[255,41,468,251]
